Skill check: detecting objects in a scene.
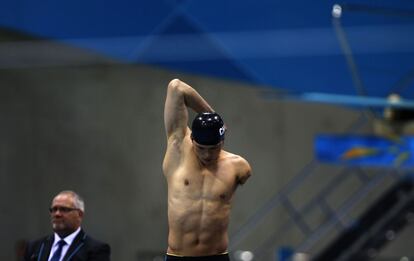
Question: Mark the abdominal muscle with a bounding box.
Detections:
[167,189,232,256]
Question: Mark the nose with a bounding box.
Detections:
[201,150,211,158]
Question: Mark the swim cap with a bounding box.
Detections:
[191,112,225,145]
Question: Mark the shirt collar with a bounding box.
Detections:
[53,227,81,247]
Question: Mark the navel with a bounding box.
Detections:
[184,179,190,186]
[220,194,226,200]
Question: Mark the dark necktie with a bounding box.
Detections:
[50,240,66,261]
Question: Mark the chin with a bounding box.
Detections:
[201,159,214,165]
[52,223,65,231]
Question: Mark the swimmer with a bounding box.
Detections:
[163,79,252,260]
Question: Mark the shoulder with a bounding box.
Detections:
[24,235,52,260]
[27,235,52,248]
[224,152,252,184]
[83,235,111,259]
[225,152,250,169]
[84,235,110,249]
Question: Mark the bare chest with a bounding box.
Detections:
[168,164,238,202]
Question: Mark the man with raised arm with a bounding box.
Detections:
[163,79,252,261]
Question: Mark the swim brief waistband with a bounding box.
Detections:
[165,252,229,261]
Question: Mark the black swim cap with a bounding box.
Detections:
[191,112,225,145]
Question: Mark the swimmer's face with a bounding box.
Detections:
[192,140,223,165]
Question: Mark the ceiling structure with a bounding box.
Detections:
[1,0,414,105]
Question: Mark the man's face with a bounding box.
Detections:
[50,194,83,237]
[192,140,223,166]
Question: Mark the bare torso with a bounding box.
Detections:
[163,135,249,256]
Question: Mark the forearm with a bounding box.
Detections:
[164,79,214,138]
[170,79,214,113]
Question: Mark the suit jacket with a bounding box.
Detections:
[24,229,110,261]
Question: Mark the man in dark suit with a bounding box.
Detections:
[24,190,111,261]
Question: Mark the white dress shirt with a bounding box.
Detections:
[48,227,81,261]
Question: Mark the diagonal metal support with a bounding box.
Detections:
[332,15,376,120]
[280,195,312,236]
[229,160,318,249]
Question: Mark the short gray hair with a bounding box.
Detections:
[55,190,85,212]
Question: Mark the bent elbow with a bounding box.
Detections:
[168,78,182,91]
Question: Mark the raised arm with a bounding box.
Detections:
[164,79,214,141]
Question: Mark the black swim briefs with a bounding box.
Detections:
[165,253,230,261]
